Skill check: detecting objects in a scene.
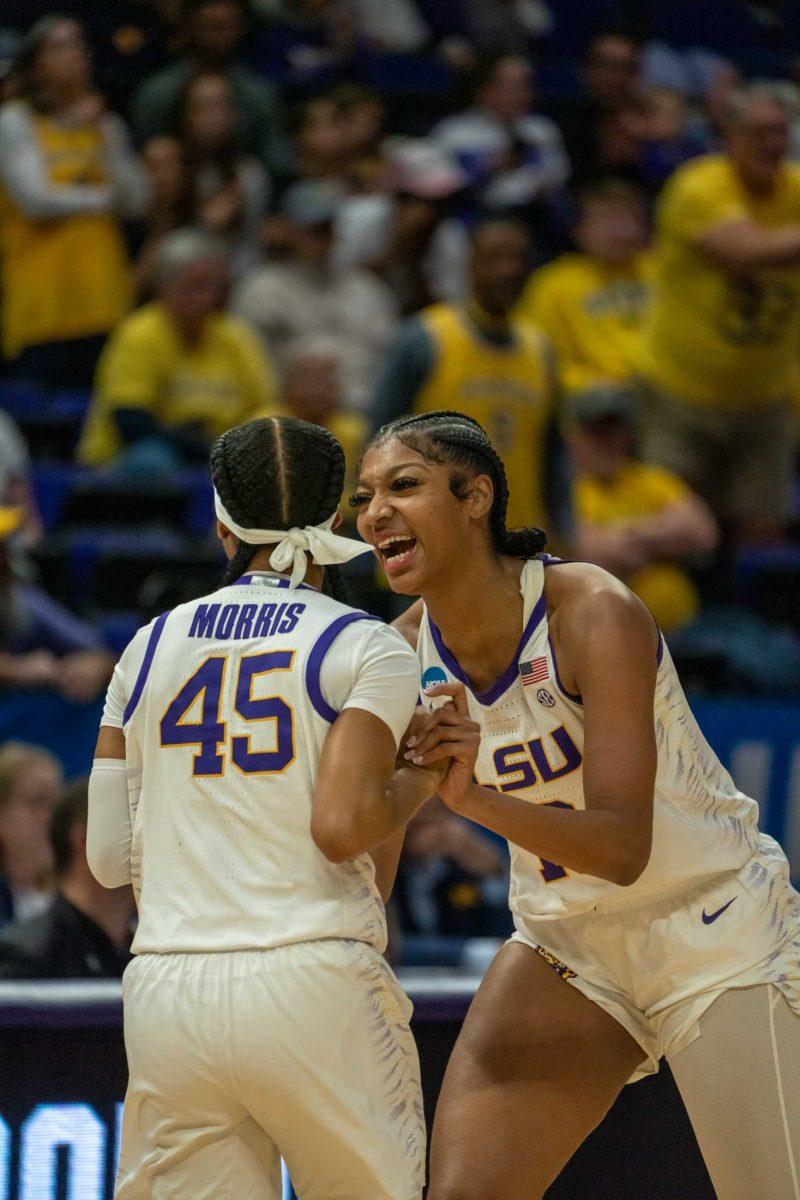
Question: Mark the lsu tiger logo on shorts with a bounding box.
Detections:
[533,943,577,981]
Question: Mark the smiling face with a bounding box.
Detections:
[352,436,493,595]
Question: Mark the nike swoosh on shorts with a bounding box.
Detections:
[701,897,737,925]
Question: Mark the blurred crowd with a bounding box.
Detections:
[1,0,800,967]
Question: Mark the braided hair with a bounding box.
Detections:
[367,411,547,558]
[211,416,348,598]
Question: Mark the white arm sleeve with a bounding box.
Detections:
[87,759,131,888]
[0,104,112,218]
[339,623,420,748]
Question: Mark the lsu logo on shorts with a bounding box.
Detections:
[533,943,577,981]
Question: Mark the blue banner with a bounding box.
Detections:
[691,698,800,879]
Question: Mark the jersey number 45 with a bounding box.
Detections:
[160,652,295,777]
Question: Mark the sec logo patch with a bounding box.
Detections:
[536,688,555,708]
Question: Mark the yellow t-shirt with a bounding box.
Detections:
[0,104,131,358]
[636,154,800,407]
[576,460,699,631]
[516,252,653,394]
[414,305,555,529]
[576,459,688,525]
[79,303,277,464]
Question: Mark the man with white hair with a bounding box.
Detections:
[79,228,278,468]
[636,82,800,543]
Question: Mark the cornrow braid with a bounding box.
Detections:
[369,410,547,559]
[210,416,348,597]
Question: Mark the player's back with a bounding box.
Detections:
[112,571,390,955]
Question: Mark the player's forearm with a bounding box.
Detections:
[87,758,132,888]
[313,766,439,864]
[456,784,652,886]
[357,766,440,854]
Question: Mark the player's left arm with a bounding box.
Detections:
[87,725,132,889]
[556,585,658,879]
[311,625,444,885]
[86,641,136,889]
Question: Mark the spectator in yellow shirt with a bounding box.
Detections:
[571,386,718,633]
[0,17,147,388]
[636,83,800,542]
[371,218,572,538]
[517,179,653,395]
[79,229,277,468]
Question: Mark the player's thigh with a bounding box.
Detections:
[669,983,800,1200]
[118,956,282,1200]
[427,941,643,1200]
[236,940,426,1200]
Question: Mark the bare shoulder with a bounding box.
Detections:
[545,562,658,658]
[391,599,424,649]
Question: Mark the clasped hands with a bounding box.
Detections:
[400,683,481,811]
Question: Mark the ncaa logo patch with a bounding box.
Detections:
[536,688,556,708]
[421,666,448,693]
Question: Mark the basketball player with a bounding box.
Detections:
[352,410,800,1200]
[87,417,441,1200]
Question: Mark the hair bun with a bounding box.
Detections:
[501,527,547,558]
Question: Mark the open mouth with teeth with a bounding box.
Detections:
[377,535,418,573]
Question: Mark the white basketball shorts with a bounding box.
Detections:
[115,938,426,1199]
[512,837,800,1081]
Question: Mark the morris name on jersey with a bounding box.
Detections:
[189,600,306,641]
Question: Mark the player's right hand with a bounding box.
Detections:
[402,683,481,810]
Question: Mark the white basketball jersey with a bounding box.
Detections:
[102,571,420,955]
[417,556,764,924]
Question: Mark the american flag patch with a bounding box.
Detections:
[520,657,549,685]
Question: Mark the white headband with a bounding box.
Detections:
[214,488,371,588]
